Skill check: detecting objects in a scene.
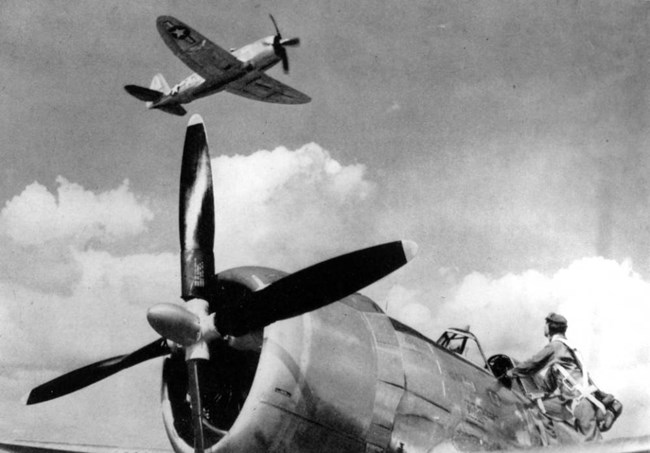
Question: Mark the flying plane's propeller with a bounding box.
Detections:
[24,114,418,453]
[269,14,300,74]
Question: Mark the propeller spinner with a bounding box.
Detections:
[24,114,418,453]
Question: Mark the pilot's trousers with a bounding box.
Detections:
[543,397,602,442]
[573,398,602,441]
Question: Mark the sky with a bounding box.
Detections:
[1,0,650,446]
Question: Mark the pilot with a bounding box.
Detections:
[506,313,602,442]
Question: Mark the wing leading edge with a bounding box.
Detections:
[0,440,169,453]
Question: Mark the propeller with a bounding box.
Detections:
[24,338,170,405]
[24,114,418,453]
[175,114,219,453]
[269,14,300,74]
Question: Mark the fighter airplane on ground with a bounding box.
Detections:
[124,15,311,116]
[0,117,646,453]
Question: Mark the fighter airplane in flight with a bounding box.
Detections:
[0,117,644,453]
[124,15,311,116]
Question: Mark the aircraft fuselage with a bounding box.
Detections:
[161,267,567,453]
[152,36,280,109]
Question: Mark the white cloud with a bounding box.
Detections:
[0,177,153,245]
[397,302,432,327]
[0,176,177,445]
[0,249,178,372]
[211,143,377,269]
[384,284,432,327]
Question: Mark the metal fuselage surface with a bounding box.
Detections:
[162,267,551,453]
[158,37,279,106]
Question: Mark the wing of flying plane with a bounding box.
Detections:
[225,72,311,104]
[157,16,243,78]
[156,16,310,104]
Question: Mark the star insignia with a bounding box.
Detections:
[169,26,189,40]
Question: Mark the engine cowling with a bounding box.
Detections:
[160,265,388,453]
[161,266,280,453]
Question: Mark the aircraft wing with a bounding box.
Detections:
[225,72,311,104]
[0,440,169,453]
[156,16,242,79]
[501,435,650,453]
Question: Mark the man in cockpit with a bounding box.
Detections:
[506,313,602,441]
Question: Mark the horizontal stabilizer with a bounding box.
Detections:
[124,85,163,102]
[157,104,187,116]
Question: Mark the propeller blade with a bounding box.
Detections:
[280,49,290,74]
[280,37,300,47]
[180,114,215,301]
[25,338,171,405]
[178,116,216,453]
[269,14,281,38]
[216,240,418,336]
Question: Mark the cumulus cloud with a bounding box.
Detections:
[384,284,432,327]
[211,143,377,269]
[0,177,153,245]
[0,249,178,372]
[432,257,650,437]
[0,176,177,374]
[0,176,178,445]
[0,247,175,446]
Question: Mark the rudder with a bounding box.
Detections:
[150,73,171,95]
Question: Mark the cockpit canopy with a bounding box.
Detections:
[437,326,489,368]
[436,326,515,380]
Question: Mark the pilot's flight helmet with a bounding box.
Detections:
[545,312,568,335]
[545,312,568,326]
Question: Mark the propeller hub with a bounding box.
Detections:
[147,303,201,347]
[187,298,220,342]
[147,300,220,354]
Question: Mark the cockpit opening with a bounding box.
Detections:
[437,327,519,382]
[437,327,490,370]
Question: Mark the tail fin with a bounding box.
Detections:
[150,73,171,95]
[124,73,186,115]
